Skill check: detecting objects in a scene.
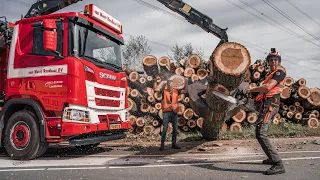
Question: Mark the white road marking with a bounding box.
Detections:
[237,156,320,163]
[47,167,107,171]
[0,168,46,172]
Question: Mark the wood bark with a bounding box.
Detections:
[158,56,170,73]
[143,55,158,77]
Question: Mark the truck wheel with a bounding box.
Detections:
[4,110,41,160]
[36,141,49,158]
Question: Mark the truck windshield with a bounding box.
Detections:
[76,21,123,71]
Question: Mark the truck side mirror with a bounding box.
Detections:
[42,19,57,52]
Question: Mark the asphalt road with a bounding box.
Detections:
[0,138,320,180]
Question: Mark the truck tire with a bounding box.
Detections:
[4,110,42,160]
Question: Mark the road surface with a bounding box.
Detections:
[0,137,320,180]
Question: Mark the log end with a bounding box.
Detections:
[187,54,201,69]
[213,42,251,76]
[298,86,311,99]
[280,86,291,99]
[143,55,157,66]
[284,77,294,87]
[308,118,319,129]
[307,88,320,106]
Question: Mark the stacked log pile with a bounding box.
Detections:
[124,53,320,137]
[124,54,208,136]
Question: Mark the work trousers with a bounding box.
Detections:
[161,111,178,146]
[256,98,282,163]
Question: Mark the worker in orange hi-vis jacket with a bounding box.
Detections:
[154,78,188,151]
[247,48,286,175]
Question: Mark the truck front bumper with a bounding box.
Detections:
[68,132,126,146]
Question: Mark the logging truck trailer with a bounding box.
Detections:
[0,0,131,160]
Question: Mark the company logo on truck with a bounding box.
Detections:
[99,72,116,81]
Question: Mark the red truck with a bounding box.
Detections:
[0,0,131,160]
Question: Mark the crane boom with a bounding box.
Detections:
[156,0,228,49]
[24,0,83,18]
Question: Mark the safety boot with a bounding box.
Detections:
[264,161,286,175]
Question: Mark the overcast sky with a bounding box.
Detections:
[2,0,320,87]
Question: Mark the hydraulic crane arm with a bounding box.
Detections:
[24,0,83,18]
[156,0,228,48]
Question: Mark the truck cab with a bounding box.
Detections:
[0,4,131,160]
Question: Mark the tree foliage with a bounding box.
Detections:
[122,35,152,71]
[168,42,205,65]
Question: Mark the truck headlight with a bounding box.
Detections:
[63,109,90,123]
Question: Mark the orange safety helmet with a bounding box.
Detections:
[266,48,281,62]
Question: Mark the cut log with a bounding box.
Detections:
[169,75,187,90]
[197,68,208,80]
[294,102,301,107]
[247,112,258,124]
[282,104,288,111]
[183,97,190,104]
[196,117,204,128]
[147,95,155,104]
[158,56,170,73]
[298,86,311,99]
[279,110,287,117]
[158,109,163,120]
[155,76,162,83]
[182,125,189,132]
[187,119,197,129]
[296,106,304,114]
[169,61,176,72]
[143,125,155,135]
[307,118,319,129]
[307,88,320,107]
[129,71,140,83]
[250,64,258,71]
[177,103,186,116]
[143,55,158,77]
[130,89,143,102]
[252,71,261,82]
[260,60,267,66]
[249,83,257,89]
[179,59,185,67]
[287,111,294,119]
[280,86,291,100]
[127,115,137,125]
[184,67,195,77]
[149,107,158,115]
[232,109,246,123]
[155,103,162,110]
[230,122,242,133]
[135,126,143,134]
[135,117,145,127]
[152,119,160,127]
[310,110,319,118]
[178,117,186,127]
[146,87,154,96]
[272,118,280,125]
[154,91,163,101]
[187,54,201,69]
[284,77,294,87]
[257,66,265,73]
[191,74,199,82]
[178,93,185,102]
[289,105,297,113]
[274,113,281,120]
[293,112,302,122]
[183,108,194,120]
[175,67,185,76]
[295,78,306,86]
[140,103,151,113]
[221,122,228,132]
[127,98,137,112]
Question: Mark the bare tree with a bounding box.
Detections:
[122,35,152,71]
[168,42,205,65]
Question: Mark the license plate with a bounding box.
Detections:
[109,124,121,130]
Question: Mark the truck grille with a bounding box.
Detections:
[95,98,120,107]
[94,87,120,98]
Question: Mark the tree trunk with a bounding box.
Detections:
[143,55,158,77]
[169,75,187,90]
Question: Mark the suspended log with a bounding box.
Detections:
[205,84,230,112]
[230,122,242,133]
[158,56,170,73]
[197,68,208,80]
[187,54,201,69]
[196,117,204,128]
[284,77,294,87]
[184,67,195,77]
[143,55,158,77]
[187,119,197,129]
[175,67,185,76]
[247,112,258,124]
[183,108,194,120]
[232,109,246,123]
